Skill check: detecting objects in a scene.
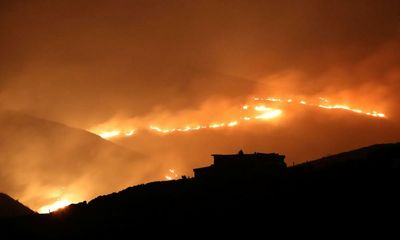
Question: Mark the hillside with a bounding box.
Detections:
[114,104,400,179]
[1,142,399,236]
[0,193,35,217]
[0,110,148,211]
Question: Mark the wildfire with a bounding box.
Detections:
[38,199,72,213]
[90,96,386,140]
[209,123,226,128]
[254,97,386,118]
[255,109,283,120]
[150,125,207,133]
[99,130,121,139]
[97,129,136,139]
[165,169,178,180]
[228,121,238,127]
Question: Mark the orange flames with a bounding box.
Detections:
[38,198,72,213]
[97,129,136,139]
[254,97,386,118]
[90,96,386,139]
[165,169,178,180]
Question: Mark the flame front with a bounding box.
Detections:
[97,129,136,139]
[90,96,386,139]
[98,130,121,139]
[255,97,386,118]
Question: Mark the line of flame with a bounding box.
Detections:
[91,96,386,139]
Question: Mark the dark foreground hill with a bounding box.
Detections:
[0,193,35,218]
[1,142,400,236]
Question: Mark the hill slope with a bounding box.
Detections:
[0,110,149,211]
[0,193,35,217]
[85,142,400,215]
[2,142,399,236]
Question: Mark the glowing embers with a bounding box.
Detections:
[38,198,72,213]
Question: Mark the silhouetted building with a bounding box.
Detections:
[193,151,286,180]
